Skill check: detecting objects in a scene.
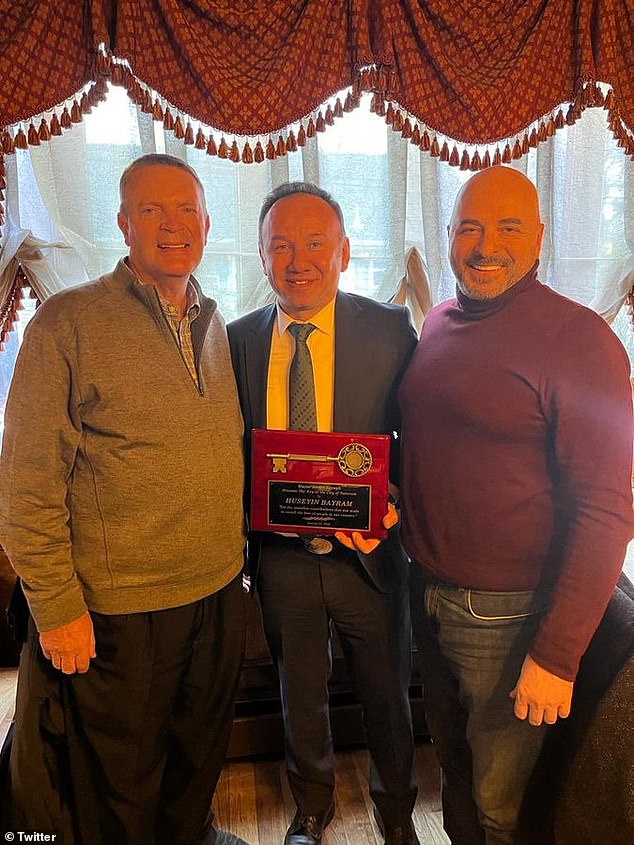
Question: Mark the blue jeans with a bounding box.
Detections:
[411,566,550,845]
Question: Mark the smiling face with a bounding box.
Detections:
[259,193,350,320]
[448,166,544,300]
[117,163,210,295]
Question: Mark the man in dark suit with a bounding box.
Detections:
[228,182,419,845]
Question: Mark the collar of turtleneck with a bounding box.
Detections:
[455,263,540,319]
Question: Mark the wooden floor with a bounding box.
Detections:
[214,745,447,844]
[0,668,448,844]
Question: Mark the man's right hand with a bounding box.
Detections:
[39,611,96,674]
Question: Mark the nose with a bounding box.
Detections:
[160,209,181,230]
[476,227,502,255]
[287,245,311,271]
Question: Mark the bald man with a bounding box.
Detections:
[399,166,634,845]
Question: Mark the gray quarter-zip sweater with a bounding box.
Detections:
[0,259,245,631]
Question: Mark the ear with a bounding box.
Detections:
[117,211,131,246]
[340,236,351,272]
[536,221,545,255]
[258,243,268,274]
[204,213,211,244]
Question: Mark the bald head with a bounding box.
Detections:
[448,166,544,300]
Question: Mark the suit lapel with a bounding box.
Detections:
[333,292,367,432]
[242,305,276,430]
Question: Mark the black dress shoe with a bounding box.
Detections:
[284,805,334,844]
[382,821,420,845]
[373,808,420,845]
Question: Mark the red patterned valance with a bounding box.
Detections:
[1,1,633,145]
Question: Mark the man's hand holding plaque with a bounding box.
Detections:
[335,501,399,553]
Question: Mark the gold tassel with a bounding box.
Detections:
[97,52,111,75]
[163,108,175,131]
[371,93,385,116]
[80,92,91,114]
[325,105,334,126]
[218,138,229,159]
[2,131,15,154]
[430,136,440,157]
[440,141,450,162]
[420,131,431,152]
[27,123,40,146]
[276,136,286,156]
[512,140,522,159]
[411,125,420,145]
[333,99,343,119]
[61,107,72,129]
[70,100,82,123]
[529,128,538,148]
[266,138,276,160]
[174,117,185,140]
[230,141,240,162]
[184,122,195,145]
[93,77,108,102]
[392,111,404,132]
[141,90,153,113]
[448,145,459,166]
[38,119,51,142]
[554,109,565,129]
[459,149,470,169]
[297,125,307,146]
[242,141,253,164]
[14,128,28,149]
[254,141,265,163]
[546,116,555,137]
[521,134,529,155]
[502,143,512,163]
[194,129,206,150]
[315,114,326,132]
[537,121,548,142]
[343,92,355,112]
[471,150,481,170]
[482,150,491,168]
[385,102,395,125]
[306,118,316,138]
[492,147,502,165]
[153,99,164,121]
[206,136,217,156]
[286,131,297,152]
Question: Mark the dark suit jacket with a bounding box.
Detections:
[227,290,418,593]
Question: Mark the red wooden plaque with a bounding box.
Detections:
[250,429,390,538]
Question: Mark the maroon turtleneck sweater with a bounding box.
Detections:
[399,268,634,680]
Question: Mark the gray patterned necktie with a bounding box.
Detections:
[288,322,317,430]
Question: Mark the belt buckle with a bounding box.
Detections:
[303,536,334,555]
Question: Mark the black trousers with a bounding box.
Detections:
[258,535,417,825]
[8,575,246,845]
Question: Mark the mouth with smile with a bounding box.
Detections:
[158,243,190,250]
[285,277,317,286]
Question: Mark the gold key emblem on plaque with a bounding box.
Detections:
[266,442,373,477]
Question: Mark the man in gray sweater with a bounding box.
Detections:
[0,154,246,844]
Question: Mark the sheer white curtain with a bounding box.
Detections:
[2,83,633,342]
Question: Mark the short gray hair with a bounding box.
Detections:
[119,153,206,213]
[258,181,346,243]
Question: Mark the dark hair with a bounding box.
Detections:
[258,181,346,243]
[119,153,206,212]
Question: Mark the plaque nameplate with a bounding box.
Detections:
[250,429,390,537]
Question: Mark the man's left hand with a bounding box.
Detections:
[335,502,398,554]
[510,654,573,726]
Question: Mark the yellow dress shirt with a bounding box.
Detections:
[266,298,336,432]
